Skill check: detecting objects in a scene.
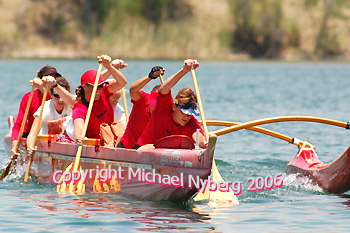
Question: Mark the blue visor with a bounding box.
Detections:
[176,101,200,116]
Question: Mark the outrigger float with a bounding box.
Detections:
[208,116,350,194]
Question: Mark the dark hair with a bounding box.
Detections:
[75,86,89,107]
[50,77,70,94]
[152,84,161,92]
[37,65,61,79]
[175,87,197,105]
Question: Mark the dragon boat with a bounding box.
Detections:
[3,116,216,203]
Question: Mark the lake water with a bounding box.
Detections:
[1,59,350,232]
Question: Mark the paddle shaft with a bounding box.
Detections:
[118,68,129,123]
[159,74,165,84]
[211,116,348,136]
[121,87,129,123]
[191,68,238,202]
[16,85,36,150]
[191,69,208,139]
[23,83,49,181]
[0,84,35,180]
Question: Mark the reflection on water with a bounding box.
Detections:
[335,194,350,208]
[12,189,216,232]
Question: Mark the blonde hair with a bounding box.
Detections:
[174,87,197,105]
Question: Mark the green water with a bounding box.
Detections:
[1,59,350,232]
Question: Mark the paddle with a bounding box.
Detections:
[121,87,129,123]
[56,60,103,195]
[23,83,49,182]
[190,69,238,204]
[159,73,165,84]
[0,84,35,180]
[211,116,349,136]
[118,68,129,123]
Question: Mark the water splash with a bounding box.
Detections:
[284,173,324,193]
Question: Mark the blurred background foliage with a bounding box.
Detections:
[0,0,350,60]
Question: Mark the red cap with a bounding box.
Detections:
[149,91,158,107]
[81,70,106,86]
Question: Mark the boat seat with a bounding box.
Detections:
[154,135,195,150]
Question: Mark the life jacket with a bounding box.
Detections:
[100,122,125,147]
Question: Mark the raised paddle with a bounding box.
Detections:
[118,68,129,123]
[56,59,103,195]
[190,69,238,204]
[211,116,349,136]
[23,83,49,182]
[0,83,35,180]
[159,73,165,84]
[121,87,129,123]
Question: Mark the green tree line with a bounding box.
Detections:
[1,0,349,59]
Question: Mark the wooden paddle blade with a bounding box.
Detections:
[209,160,239,204]
[0,155,17,180]
[23,156,33,181]
[193,185,210,201]
[194,160,239,205]
[56,159,86,195]
[2,85,36,181]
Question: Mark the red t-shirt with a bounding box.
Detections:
[137,91,204,146]
[11,89,51,141]
[72,86,114,139]
[120,91,151,149]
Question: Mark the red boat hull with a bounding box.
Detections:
[285,146,350,193]
[3,115,215,203]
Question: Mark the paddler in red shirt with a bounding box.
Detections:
[11,65,62,157]
[117,66,164,149]
[72,55,127,144]
[136,59,207,150]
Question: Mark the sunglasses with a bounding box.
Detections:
[52,93,60,98]
[85,83,105,89]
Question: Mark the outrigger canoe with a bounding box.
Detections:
[208,116,350,194]
[285,144,350,194]
[3,116,216,203]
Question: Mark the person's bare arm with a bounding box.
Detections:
[159,59,199,94]
[101,59,128,80]
[98,56,128,94]
[26,116,44,156]
[42,75,75,108]
[74,118,85,145]
[129,76,151,101]
[129,66,164,101]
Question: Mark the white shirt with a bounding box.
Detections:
[114,103,126,123]
[34,100,72,135]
